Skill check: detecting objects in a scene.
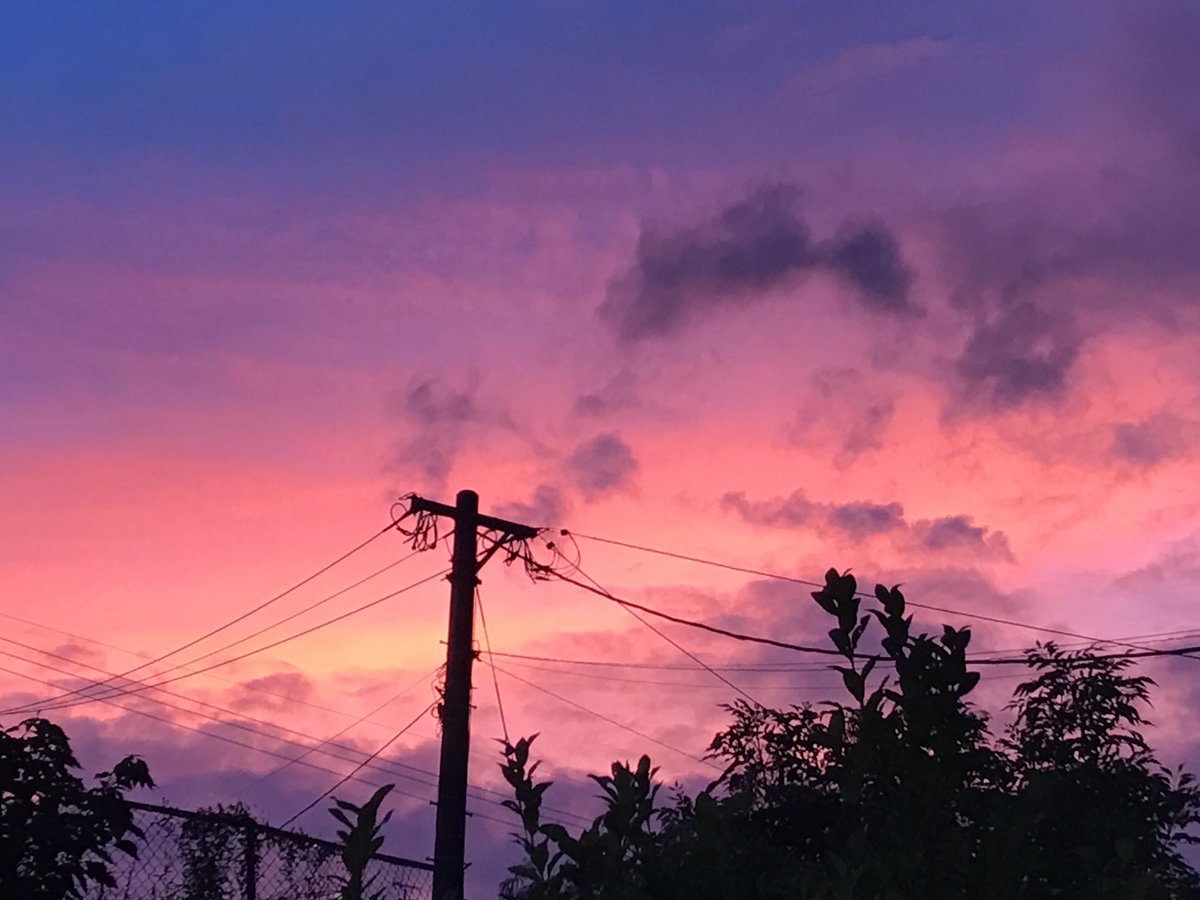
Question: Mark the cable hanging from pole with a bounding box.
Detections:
[527,533,765,708]
[557,529,1200,662]
[482,659,720,771]
[279,697,440,829]
[516,543,1200,670]
[4,568,451,716]
[475,587,509,745]
[14,517,409,714]
[0,641,593,830]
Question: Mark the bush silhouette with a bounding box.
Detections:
[500,569,1200,899]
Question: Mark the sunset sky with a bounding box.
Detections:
[4,2,1200,895]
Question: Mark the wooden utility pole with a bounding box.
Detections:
[407,491,538,900]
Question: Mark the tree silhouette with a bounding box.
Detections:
[499,569,1200,899]
[0,716,153,899]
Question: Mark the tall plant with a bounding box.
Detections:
[329,784,394,900]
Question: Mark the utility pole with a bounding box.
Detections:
[407,491,538,900]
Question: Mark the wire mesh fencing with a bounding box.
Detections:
[84,800,434,900]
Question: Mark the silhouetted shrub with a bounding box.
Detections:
[500,569,1200,899]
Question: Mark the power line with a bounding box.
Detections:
[113,549,427,701]
[0,624,571,816]
[539,568,1200,668]
[491,655,1043,687]
[0,623,826,821]
[482,649,837,671]
[0,622,590,826]
[7,548,427,721]
[0,658,518,831]
[0,609,461,737]
[486,658,839,689]
[2,549,432,717]
[279,698,439,829]
[250,667,442,787]
[563,556,763,708]
[476,587,509,744]
[18,521,402,714]
[547,569,843,658]
[0,646,590,829]
[0,659,439,803]
[563,530,1200,660]
[3,567,451,716]
[0,645,445,794]
[481,627,1200,673]
[483,660,720,771]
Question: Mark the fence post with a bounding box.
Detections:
[243,818,259,900]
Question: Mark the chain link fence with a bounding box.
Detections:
[84,800,434,900]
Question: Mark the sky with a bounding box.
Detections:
[4,1,1200,895]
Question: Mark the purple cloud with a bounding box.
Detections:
[724,490,1011,560]
[573,370,640,418]
[824,219,915,314]
[388,376,516,487]
[953,302,1081,411]
[495,484,568,527]
[912,515,1013,560]
[566,433,639,497]
[230,672,315,713]
[721,490,905,539]
[1112,414,1195,466]
[599,185,916,341]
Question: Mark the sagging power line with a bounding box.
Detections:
[15,522,402,715]
[564,530,1200,659]
[537,565,1200,668]
[2,568,450,717]
[0,641,591,830]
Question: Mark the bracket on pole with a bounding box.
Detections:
[406,495,540,542]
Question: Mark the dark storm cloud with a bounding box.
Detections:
[599,185,916,341]
[933,197,1088,415]
[826,501,909,537]
[723,490,1011,559]
[953,302,1082,411]
[933,204,1095,415]
[567,433,639,497]
[824,220,915,313]
[933,6,1200,418]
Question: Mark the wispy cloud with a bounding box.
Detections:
[723,489,1012,560]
